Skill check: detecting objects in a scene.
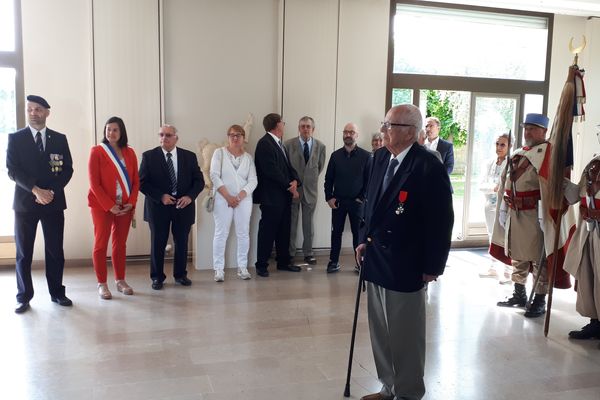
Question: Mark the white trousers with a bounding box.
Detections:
[212,194,252,270]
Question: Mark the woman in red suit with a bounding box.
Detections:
[88,116,139,299]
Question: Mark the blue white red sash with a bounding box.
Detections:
[100,143,131,197]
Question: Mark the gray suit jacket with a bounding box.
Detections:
[284,137,326,204]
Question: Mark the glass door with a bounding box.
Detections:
[463,93,519,238]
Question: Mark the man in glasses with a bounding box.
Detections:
[356,104,453,400]
[324,123,371,273]
[139,124,204,290]
[424,116,454,175]
[284,116,326,265]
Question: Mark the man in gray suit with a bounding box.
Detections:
[284,116,326,264]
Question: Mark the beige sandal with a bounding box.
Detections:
[98,283,112,300]
[116,280,134,295]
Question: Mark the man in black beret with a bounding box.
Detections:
[6,95,74,313]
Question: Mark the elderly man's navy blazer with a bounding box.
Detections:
[360,144,454,292]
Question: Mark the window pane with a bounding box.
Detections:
[393,4,548,80]
[391,88,412,106]
[0,0,16,51]
[0,67,17,236]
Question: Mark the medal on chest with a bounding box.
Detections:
[396,190,408,215]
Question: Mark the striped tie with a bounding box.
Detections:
[35,131,44,152]
[166,152,177,195]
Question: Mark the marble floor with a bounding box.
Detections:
[1,249,599,400]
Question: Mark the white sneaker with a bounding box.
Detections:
[237,268,252,280]
[214,270,225,282]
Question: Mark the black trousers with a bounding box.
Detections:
[148,206,192,282]
[14,210,66,303]
[329,198,362,263]
[255,202,292,270]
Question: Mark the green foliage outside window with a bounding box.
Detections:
[425,90,467,147]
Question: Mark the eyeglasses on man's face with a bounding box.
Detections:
[159,132,176,138]
[342,130,356,135]
[380,121,414,130]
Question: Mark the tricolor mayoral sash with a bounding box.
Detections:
[99,143,132,198]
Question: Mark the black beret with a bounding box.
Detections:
[26,95,50,109]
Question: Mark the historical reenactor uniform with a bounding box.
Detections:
[490,113,576,318]
[564,154,600,339]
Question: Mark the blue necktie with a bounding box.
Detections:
[35,131,44,152]
[382,158,399,192]
[303,141,310,164]
[166,152,177,195]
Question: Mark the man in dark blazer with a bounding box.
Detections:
[253,113,301,277]
[424,116,454,175]
[139,124,204,290]
[7,95,74,313]
[356,104,453,400]
[283,116,326,264]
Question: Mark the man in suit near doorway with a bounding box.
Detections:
[356,104,453,400]
[283,116,326,265]
[424,116,454,175]
[253,113,301,277]
[139,124,204,290]
[7,95,74,313]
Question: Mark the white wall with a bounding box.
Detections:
[18,1,600,266]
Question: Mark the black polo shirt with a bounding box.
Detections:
[324,145,371,201]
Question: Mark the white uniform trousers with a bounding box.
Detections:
[367,282,426,400]
[212,194,252,270]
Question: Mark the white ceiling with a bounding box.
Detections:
[420,0,600,17]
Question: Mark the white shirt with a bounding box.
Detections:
[30,126,47,149]
[161,146,178,176]
[387,143,414,176]
[268,131,287,158]
[298,136,313,155]
[424,136,439,152]
[210,147,258,197]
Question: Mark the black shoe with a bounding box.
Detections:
[524,294,546,318]
[51,295,73,307]
[151,280,163,290]
[175,277,192,286]
[304,256,317,265]
[569,319,600,339]
[277,264,301,272]
[497,283,527,307]
[15,302,30,314]
[327,261,341,273]
[256,268,269,277]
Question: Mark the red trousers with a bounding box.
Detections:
[91,208,133,283]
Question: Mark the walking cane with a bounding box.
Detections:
[344,255,366,397]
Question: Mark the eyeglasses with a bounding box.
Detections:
[380,121,414,130]
[342,130,356,135]
[495,142,507,147]
[228,133,244,138]
[299,124,313,129]
[159,133,176,138]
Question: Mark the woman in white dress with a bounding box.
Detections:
[480,133,511,282]
[210,124,258,282]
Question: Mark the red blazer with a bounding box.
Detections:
[88,145,140,211]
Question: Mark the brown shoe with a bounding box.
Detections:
[360,393,393,400]
[116,280,134,295]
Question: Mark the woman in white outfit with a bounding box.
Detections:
[480,133,510,282]
[210,124,257,282]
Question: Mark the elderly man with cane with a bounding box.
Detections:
[346,104,453,400]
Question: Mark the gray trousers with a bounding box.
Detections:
[289,200,316,257]
[367,282,426,400]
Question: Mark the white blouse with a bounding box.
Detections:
[209,147,258,197]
